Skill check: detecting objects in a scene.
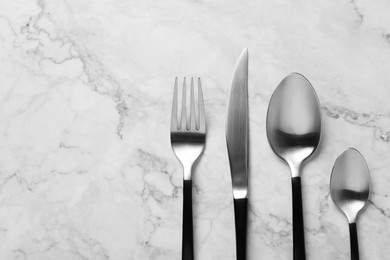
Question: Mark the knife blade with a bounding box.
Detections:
[226,48,249,199]
[226,48,249,260]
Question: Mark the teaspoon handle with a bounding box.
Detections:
[182,180,194,260]
[233,198,248,260]
[349,223,359,260]
[292,177,306,260]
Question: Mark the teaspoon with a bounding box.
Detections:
[330,148,371,260]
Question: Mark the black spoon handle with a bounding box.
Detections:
[182,180,193,260]
[233,198,248,260]
[349,223,360,260]
[292,177,306,260]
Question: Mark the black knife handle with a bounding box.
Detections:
[233,198,248,260]
[182,180,194,260]
[292,177,306,260]
[349,223,360,260]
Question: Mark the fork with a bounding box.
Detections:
[170,77,206,260]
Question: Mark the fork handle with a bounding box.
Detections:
[349,223,359,260]
[292,177,306,260]
[233,198,248,260]
[182,180,194,260]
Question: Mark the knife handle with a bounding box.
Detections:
[292,177,306,260]
[349,223,359,260]
[182,180,194,260]
[233,198,248,260]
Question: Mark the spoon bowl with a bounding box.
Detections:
[266,73,321,176]
[330,148,371,223]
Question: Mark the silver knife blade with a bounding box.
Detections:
[226,48,249,199]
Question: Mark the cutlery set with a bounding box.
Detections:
[170,49,372,260]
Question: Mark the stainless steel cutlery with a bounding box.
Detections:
[330,148,371,260]
[170,77,206,260]
[169,58,373,260]
[226,48,249,260]
[266,73,322,260]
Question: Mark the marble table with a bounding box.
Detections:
[0,0,390,259]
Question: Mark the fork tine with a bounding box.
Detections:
[190,77,196,129]
[171,77,178,130]
[198,78,206,132]
[180,78,187,130]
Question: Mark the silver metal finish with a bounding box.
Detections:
[330,148,371,223]
[171,77,206,181]
[266,73,322,177]
[226,48,249,199]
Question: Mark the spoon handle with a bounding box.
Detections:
[349,223,359,260]
[292,177,306,260]
[233,198,248,260]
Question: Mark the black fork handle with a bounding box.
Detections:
[182,180,194,260]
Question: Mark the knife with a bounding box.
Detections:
[226,48,249,260]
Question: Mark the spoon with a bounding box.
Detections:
[330,148,371,260]
[266,73,321,260]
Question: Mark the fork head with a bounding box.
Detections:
[170,77,206,180]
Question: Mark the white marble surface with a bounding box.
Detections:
[0,0,390,259]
